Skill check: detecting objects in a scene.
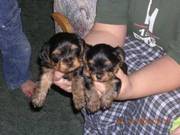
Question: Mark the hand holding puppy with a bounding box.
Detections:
[53,71,72,93]
[94,68,132,100]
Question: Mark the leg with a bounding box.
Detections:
[171,127,180,135]
[72,76,86,110]
[122,38,180,134]
[32,68,54,108]
[0,0,35,96]
[85,86,100,112]
[128,90,180,134]
[100,82,116,110]
[82,37,170,134]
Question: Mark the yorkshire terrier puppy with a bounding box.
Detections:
[83,44,127,112]
[32,32,86,108]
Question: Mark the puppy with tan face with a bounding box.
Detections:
[83,44,127,112]
[32,32,85,108]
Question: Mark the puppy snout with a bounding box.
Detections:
[96,74,102,80]
[63,58,72,65]
[51,54,59,63]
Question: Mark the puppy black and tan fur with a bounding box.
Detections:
[83,44,127,112]
[32,32,86,109]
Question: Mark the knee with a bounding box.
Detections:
[143,91,180,118]
[171,127,180,135]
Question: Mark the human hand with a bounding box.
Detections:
[53,71,72,93]
[94,69,132,100]
[93,81,107,96]
[114,69,132,100]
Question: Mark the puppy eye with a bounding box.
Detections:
[87,63,94,70]
[68,57,73,61]
[107,68,114,72]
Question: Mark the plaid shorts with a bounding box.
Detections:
[82,37,180,135]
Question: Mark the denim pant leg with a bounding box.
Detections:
[0,0,31,90]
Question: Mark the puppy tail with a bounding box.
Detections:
[51,12,74,33]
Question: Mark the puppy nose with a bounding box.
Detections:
[51,55,59,63]
[64,58,72,63]
[96,74,102,80]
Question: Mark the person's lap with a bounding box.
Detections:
[82,37,180,135]
[53,2,180,134]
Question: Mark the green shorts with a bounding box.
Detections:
[170,117,180,133]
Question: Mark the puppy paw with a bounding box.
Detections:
[86,91,100,112]
[86,99,100,112]
[100,91,115,110]
[31,88,47,108]
[32,98,45,108]
[73,96,85,110]
[100,98,113,110]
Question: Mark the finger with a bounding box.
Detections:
[115,69,126,79]
[65,86,72,93]
[96,90,103,97]
[54,79,72,93]
[94,82,105,96]
[53,71,64,81]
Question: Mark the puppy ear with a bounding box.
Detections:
[82,44,92,76]
[82,44,92,63]
[114,47,128,74]
[80,39,86,57]
[39,42,51,67]
[114,47,125,63]
[75,34,86,57]
[121,63,128,74]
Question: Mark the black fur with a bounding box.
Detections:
[39,32,85,68]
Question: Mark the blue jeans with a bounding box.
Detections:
[0,0,31,89]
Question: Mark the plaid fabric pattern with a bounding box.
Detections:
[82,37,180,135]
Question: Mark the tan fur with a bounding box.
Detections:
[85,85,100,112]
[100,81,117,109]
[71,76,86,110]
[32,68,54,107]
